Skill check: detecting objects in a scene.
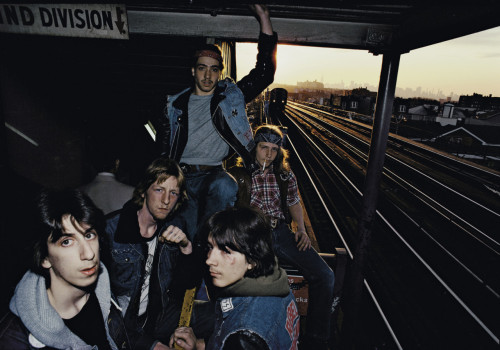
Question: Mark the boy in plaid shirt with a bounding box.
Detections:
[229,124,335,350]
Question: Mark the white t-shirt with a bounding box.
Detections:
[138,237,158,316]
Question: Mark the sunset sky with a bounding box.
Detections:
[236,26,500,99]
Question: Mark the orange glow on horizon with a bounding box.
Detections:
[236,26,500,99]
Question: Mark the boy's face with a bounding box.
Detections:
[255,141,279,168]
[143,176,180,222]
[192,56,221,96]
[42,215,100,290]
[206,236,252,288]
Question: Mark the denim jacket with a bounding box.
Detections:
[156,32,277,167]
[206,265,299,350]
[105,214,180,315]
[207,293,299,350]
[104,201,199,349]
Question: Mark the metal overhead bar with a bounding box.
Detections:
[126,10,396,51]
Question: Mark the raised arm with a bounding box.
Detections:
[237,5,277,102]
[249,5,273,35]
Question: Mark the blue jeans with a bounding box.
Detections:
[178,168,238,242]
[272,222,335,343]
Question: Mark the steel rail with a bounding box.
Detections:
[285,108,500,345]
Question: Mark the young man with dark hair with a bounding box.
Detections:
[0,189,129,349]
[169,206,300,350]
[156,5,277,242]
[229,124,336,350]
[104,157,213,350]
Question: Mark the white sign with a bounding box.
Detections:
[0,4,128,39]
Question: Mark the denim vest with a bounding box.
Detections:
[206,291,300,350]
[216,79,255,152]
[105,213,180,316]
[165,79,255,158]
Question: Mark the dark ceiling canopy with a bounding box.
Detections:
[123,1,500,54]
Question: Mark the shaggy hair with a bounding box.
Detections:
[201,206,276,278]
[32,188,105,278]
[132,158,187,212]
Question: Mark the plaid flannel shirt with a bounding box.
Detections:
[250,165,300,220]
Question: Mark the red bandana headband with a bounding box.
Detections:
[194,50,223,64]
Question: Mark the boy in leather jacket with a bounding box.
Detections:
[155,5,277,243]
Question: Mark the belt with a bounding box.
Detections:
[179,163,222,174]
[270,218,283,228]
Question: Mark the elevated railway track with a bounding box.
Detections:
[277,102,500,349]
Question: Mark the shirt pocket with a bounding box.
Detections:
[110,248,142,294]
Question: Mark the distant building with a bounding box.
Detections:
[458,93,500,111]
[350,87,376,98]
[439,97,452,105]
[393,97,410,120]
[338,95,375,116]
[330,87,376,115]
[405,97,442,109]
[406,104,439,123]
[432,125,500,169]
[433,126,500,147]
[436,103,477,126]
[297,80,324,90]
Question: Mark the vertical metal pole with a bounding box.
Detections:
[0,85,6,173]
[341,50,400,348]
[231,42,237,80]
[215,40,236,80]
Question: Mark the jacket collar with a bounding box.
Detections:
[173,78,235,111]
[211,78,235,105]
[114,200,163,244]
[219,261,290,298]
[172,87,193,111]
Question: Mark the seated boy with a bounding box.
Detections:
[169,206,300,350]
[0,189,128,349]
[228,124,335,349]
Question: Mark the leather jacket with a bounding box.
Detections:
[156,32,277,167]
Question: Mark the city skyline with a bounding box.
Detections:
[236,26,500,100]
